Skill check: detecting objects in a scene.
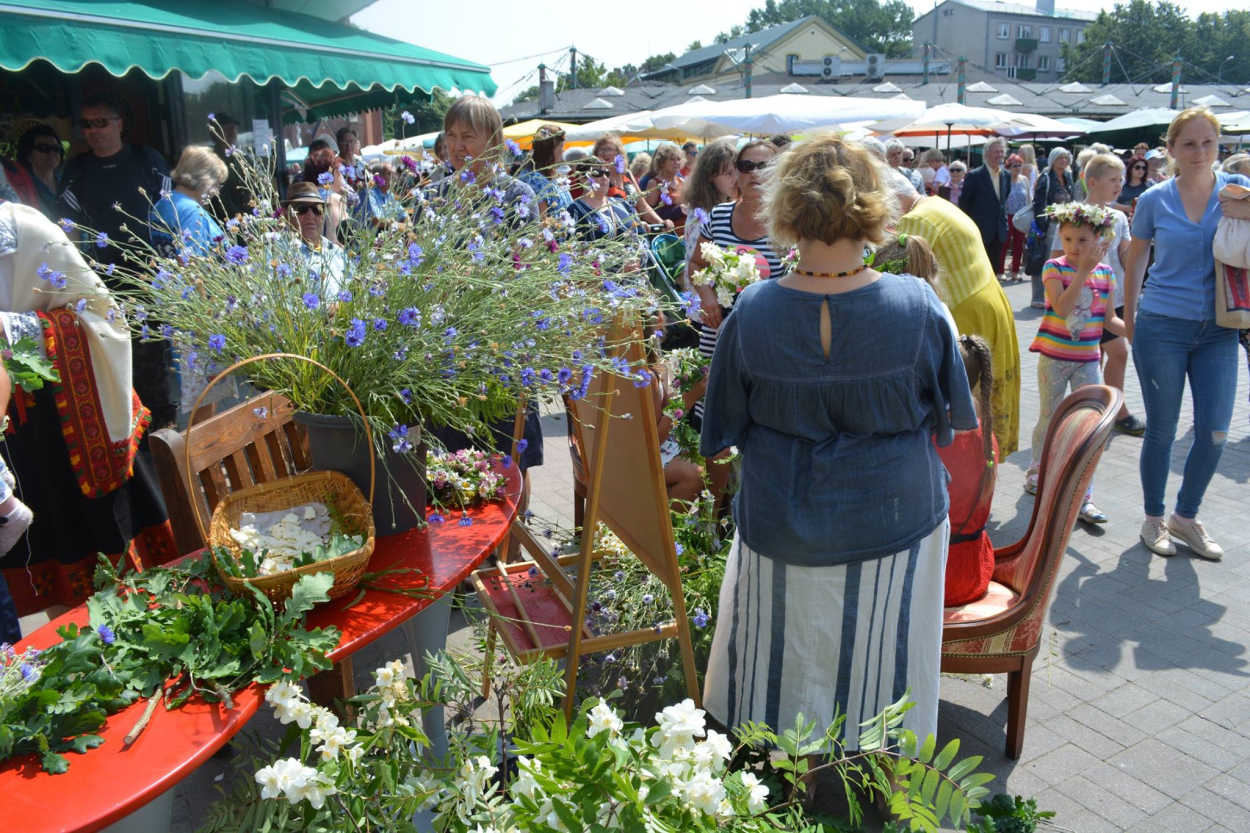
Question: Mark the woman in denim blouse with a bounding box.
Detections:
[1123,107,1250,561]
[699,134,977,749]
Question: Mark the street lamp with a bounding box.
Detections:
[1218,55,1235,85]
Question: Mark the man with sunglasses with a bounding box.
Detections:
[58,93,175,426]
[279,182,347,294]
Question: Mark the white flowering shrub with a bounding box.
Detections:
[204,651,995,832]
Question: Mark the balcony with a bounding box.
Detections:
[1016,37,1038,52]
[1015,67,1037,80]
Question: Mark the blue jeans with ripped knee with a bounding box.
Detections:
[1133,310,1240,519]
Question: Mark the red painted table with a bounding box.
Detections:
[1,466,520,833]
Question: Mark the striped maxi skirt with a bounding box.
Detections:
[702,520,949,750]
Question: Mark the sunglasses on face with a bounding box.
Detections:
[33,142,63,155]
[78,117,118,130]
[1133,165,1146,170]
[587,169,609,179]
[293,204,325,216]
[736,159,769,174]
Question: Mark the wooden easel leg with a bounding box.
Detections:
[307,657,355,719]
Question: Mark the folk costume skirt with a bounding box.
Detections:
[703,521,949,750]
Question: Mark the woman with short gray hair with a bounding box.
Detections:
[1027,146,1075,307]
[150,145,228,256]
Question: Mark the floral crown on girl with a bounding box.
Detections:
[1044,202,1116,234]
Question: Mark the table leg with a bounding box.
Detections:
[402,593,453,761]
[307,656,355,716]
[100,786,174,833]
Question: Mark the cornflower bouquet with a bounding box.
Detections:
[426,448,510,511]
[690,242,763,308]
[67,125,666,463]
[1043,201,1117,239]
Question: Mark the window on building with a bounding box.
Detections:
[1016,53,1031,69]
[997,22,1010,39]
[1040,26,1051,42]
[995,52,1009,69]
[1057,57,1066,72]
[1018,24,1033,38]
[1059,28,1070,43]
[1077,29,1086,44]
[1038,55,1051,71]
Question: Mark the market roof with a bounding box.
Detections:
[0,0,495,120]
[655,16,812,74]
[502,70,1250,126]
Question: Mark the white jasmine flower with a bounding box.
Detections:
[652,698,706,759]
[587,700,624,738]
[740,772,769,813]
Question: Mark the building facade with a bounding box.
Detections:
[912,0,1095,83]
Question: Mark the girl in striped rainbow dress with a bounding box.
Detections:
[1026,202,1126,524]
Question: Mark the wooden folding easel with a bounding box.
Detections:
[472,330,701,718]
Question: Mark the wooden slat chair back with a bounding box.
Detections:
[150,393,310,557]
[941,385,1121,758]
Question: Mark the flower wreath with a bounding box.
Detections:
[1043,202,1116,237]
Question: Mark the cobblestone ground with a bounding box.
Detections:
[23,279,1245,831]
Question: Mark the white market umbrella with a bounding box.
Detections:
[892,102,1014,154]
[1057,116,1106,132]
[1223,113,1250,134]
[886,133,989,150]
[994,112,1087,138]
[562,111,699,143]
[648,93,925,137]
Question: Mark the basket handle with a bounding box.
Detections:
[184,352,376,542]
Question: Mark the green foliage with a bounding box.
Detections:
[383,89,454,139]
[0,555,339,773]
[968,794,1058,832]
[2,336,60,392]
[1062,1,1250,85]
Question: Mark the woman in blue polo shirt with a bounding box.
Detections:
[1124,107,1250,561]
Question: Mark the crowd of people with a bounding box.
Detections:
[1,94,1248,760]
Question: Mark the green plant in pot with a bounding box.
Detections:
[83,127,674,533]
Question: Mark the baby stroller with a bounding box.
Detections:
[647,233,699,350]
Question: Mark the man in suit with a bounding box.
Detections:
[958,137,1012,275]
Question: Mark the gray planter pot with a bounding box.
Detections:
[293,412,427,535]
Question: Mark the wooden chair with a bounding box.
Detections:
[149,393,309,558]
[941,385,1121,759]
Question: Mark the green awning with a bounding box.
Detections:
[0,1,495,120]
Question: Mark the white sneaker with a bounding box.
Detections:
[0,502,33,556]
[1167,517,1223,561]
[1140,518,1176,556]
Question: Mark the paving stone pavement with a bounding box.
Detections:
[25,279,1246,831]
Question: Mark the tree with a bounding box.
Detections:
[1060,1,1249,86]
[739,0,915,58]
[687,40,703,51]
[382,90,452,140]
[513,56,627,102]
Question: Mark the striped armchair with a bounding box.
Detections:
[941,385,1122,758]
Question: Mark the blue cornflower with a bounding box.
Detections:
[427,512,445,523]
[225,245,249,265]
[458,516,473,527]
[680,291,702,318]
[36,262,67,290]
[505,138,522,157]
[95,232,109,249]
[254,406,269,418]
[373,318,388,331]
[642,594,654,604]
[276,262,293,278]
[557,253,574,275]
[614,154,626,174]
[502,454,513,468]
[693,608,710,628]
[389,424,413,453]
[302,293,320,309]
[490,206,505,224]
[20,663,38,682]
[459,169,476,185]
[398,306,421,327]
[443,326,458,341]
[693,207,710,226]
[539,368,554,383]
[225,218,240,232]
[337,289,353,302]
[519,367,536,387]
[344,318,367,347]
[401,110,415,125]
[105,263,116,276]
[75,299,87,313]
[341,165,356,180]
[407,243,424,265]
[675,542,684,556]
[97,624,116,645]
[317,171,334,186]
[161,323,175,338]
[207,334,226,353]
[516,439,529,454]
[399,388,413,404]
[58,218,74,233]
[660,190,673,206]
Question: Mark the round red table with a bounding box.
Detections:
[1,464,520,833]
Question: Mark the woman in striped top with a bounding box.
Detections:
[687,140,786,426]
[1026,203,1125,524]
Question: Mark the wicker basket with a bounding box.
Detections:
[187,353,377,604]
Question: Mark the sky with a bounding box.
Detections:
[353,0,1247,107]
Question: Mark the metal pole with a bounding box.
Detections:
[1102,42,1112,86]
[570,48,577,90]
[1170,52,1182,110]
[923,42,930,86]
[745,44,754,99]
[957,56,967,105]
